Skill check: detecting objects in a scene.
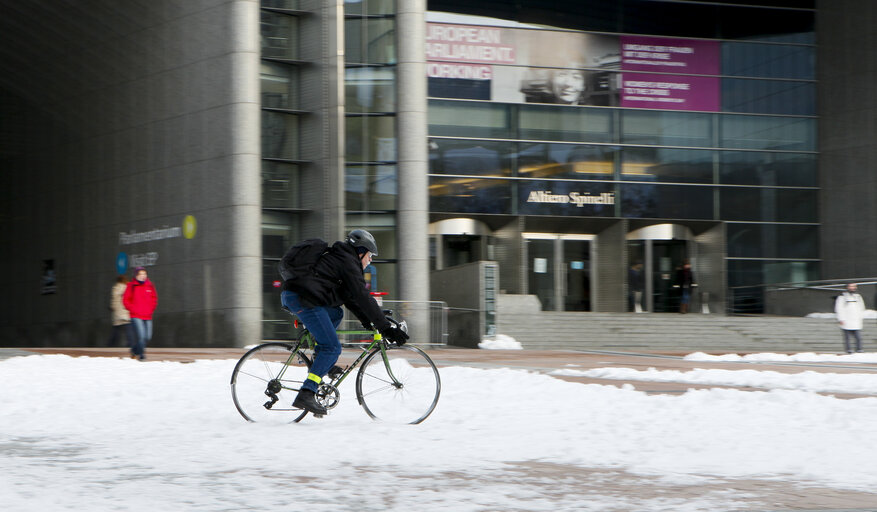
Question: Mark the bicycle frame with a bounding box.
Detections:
[291,328,403,391]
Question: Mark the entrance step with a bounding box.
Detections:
[496,311,857,353]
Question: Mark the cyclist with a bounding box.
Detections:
[281,229,409,415]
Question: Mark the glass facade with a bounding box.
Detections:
[426,2,819,307]
[257,0,820,325]
[344,0,399,298]
[260,3,303,338]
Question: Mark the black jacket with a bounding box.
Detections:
[283,241,390,331]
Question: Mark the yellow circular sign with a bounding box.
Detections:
[183,215,197,239]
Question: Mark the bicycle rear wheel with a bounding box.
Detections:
[230,342,312,424]
[355,345,441,424]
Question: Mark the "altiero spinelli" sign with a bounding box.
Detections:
[526,191,615,207]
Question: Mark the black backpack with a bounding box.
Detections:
[278,239,329,283]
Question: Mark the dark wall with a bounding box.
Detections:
[817,0,877,278]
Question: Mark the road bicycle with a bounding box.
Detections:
[230,313,441,424]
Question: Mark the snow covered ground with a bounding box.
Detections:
[3,352,877,511]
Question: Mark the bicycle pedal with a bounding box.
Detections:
[313,413,326,419]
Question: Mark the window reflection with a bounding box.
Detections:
[429,139,511,176]
[621,147,713,183]
[621,184,714,219]
[727,223,818,259]
[720,115,815,150]
[346,116,396,163]
[262,111,299,160]
[262,211,300,259]
[728,260,819,289]
[262,0,300,9]
[722,43,814,79]
[621,110,712,147]
[518,143,616,180]
[720,151,816,187]
[261,62,298,110]
[720,187,818,222]
[346,164,397,211]
[344,0,395,16]
[262,161,300,209]
[346,67,395,113]
[345,18,396,65]
[519,105,613,143]
[429,177,511,214]
[722,79,814,115]
[261,11,298,60]
[428,100,510,138]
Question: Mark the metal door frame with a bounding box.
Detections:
[523,232,595,311]
[627,224,695,313]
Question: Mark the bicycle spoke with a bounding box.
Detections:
[236,369,270,383]
[355,345,441,424]
[230,343,311,424]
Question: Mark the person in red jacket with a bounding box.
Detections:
[123,266,158,360]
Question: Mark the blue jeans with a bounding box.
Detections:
[281,291,343,392]
[680,288,691,305]
[130,318,153,359]
[108,323,135,347]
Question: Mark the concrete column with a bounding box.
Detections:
[396,2,430,336]
[695,223,727,315]
[226,0,264,346]
[594,220,628,312]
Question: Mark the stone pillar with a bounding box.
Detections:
[594,220,628,312]
[396,1,430,338]
[695,223,727,315]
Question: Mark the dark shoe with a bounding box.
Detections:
[293,389,327,415]
[328,365,344,380]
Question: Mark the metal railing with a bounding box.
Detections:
[728,277,877,316]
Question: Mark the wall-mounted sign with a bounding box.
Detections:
[518,181,616,217]
[114,215,197,273]
[427,15,721,112]
[526,190,615,207]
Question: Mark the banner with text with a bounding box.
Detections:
[427,21,721,112]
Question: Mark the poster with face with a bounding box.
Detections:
[426,14,720,112]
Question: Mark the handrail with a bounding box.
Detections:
[727,277,877,315]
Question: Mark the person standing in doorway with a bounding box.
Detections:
[835,282,866,353]
[628,262,644,313]
[107,275,134,348]
[673,260,696,314]
[123,267,158,360]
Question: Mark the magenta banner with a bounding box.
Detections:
[425,18,723,111]
[620,36,720,111]
[620,73,720,111]
[621,36,720,75]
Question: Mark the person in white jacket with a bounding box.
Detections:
[835,283,866,353]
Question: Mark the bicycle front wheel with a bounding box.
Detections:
[355,345,441,424]
[230,342,312,424]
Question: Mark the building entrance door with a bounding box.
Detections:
[627,224,694,313]
[525,234,592,311]
[651,240,688,312]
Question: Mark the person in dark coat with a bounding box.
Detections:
[673,260,696,314]
[628,262,644,312]
[280,229,408,415]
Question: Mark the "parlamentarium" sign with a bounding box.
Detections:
[526,191,615,207]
